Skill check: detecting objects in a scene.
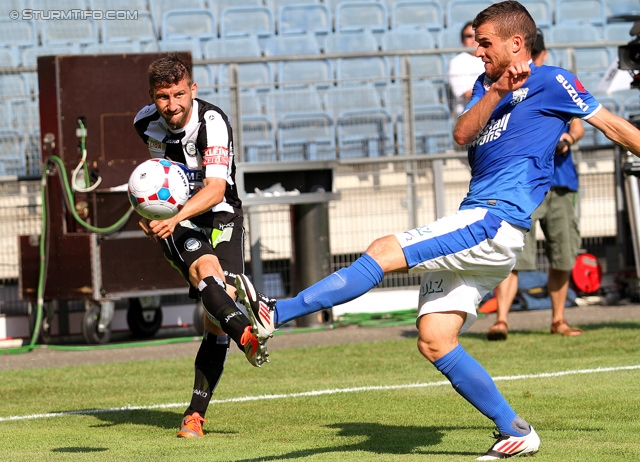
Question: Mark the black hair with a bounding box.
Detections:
[148,53,192,90]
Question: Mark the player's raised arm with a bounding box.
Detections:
[586,106,640,156]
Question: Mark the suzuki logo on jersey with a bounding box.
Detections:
[472,113,512,147]
[555,74,590,112]
[511,88,529,106]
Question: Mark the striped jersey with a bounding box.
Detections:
[133,98,242,225]
[460,63,601,229]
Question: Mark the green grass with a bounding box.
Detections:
[2,321,640,461]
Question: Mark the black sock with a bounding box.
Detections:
[184,332,229,417]
[198,276,249,349]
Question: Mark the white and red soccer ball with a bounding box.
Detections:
[128,159,190,220]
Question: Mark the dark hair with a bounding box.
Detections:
[460,21,474,41]
[148,53,192,90]
[472,1,537,55]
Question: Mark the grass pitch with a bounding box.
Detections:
[1,321,640,461]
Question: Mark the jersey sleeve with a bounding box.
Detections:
[199,109,232,180]
[133,104,156,145]
[542,67,602,121]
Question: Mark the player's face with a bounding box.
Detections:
[474,22,514,81]
[150,77,197,130]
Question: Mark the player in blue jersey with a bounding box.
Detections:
[235,1,640,459]
[488,28,585,341]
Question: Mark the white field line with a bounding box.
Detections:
[2,364,640,423]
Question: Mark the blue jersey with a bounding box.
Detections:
[459,63,600,229]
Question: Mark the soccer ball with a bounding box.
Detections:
[128,159,190,220]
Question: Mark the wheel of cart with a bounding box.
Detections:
[82,300,114,344]
[126,296,163,338]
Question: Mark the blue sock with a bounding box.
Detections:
[433,344,529,437]
[275,254,384,325]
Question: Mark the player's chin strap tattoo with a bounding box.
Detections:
[198,276,250,351]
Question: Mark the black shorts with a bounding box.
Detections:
[160,212,245,297]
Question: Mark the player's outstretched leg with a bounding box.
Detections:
[235,274,276,339]
[476,426,540,460]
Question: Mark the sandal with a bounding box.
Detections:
[487,320,508,341]
[550,319,583,336]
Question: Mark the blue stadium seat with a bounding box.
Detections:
[240,90,276,162]
[565,46,613,76]
[324,31,380,53]
[101,12,157,48]
[160,9,217,41]
[82,42,142,55]
[604,22,636,42]
[555,0,606,27]
[270,89,335,161]
[193,64,215,88]
[20,44,79,68]
[0,19,38,48]
[326,84,394,158]
[149,0,208,34]
[0,74,29,98]
[220,6,275,39]
[381,29,446,82]
[266,33,332,89]
[0,102,14,133]
[10,98,39,135]
[0,48,19,68]
[212,0,263,19]
[391,1,443,34]
[0,132,26,176]
[335,2,389,34]
[446,0,493,30]
[203,36,273,91]
[158,38,204,60]
[437,26,466,50]
[606,0,640,16]
[41,19,99,46]
[520,0,553,30]
[277,3,331,50]
[548,24,603,43]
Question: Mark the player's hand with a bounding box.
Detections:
[493,61,530,96]
[149,218,177,240]
[138,220,157,242]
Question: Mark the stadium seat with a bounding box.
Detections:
[20,44,80,68]
[239,90,276,162]
[326,84,394,158]
[193,64,215,88]
[220,6,275,39]
[203,36,273,91]
[266,34,333,89]
[555,0,607,27]
[324,31,380,54]
[335,2,389,35]
[101,12,158,48]
[0,132,26,176]
[0,48,19,68]
[446,0,493,30]
[149,0,208,34]
[564,46,613,76]
[0,74,29,98]
[160,9,217,41]
[10,98,39,135]
[520,0,553,30]
[0,0,25,19]
[548,24,603,44]
[277,3,331,50]
[390,1,443,35]
[158,38,204,60]
[381,29,446,82]
[0,19,38,48]
[272,0,320,9]
[606,0,640,17]
[82,42,142,55]
[0,102,14,133]
[604,22,636,42]
[212,0,263,19]
[41,19,99,46]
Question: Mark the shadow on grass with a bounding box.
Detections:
[231,422,481,461]
[80,409,237,437]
